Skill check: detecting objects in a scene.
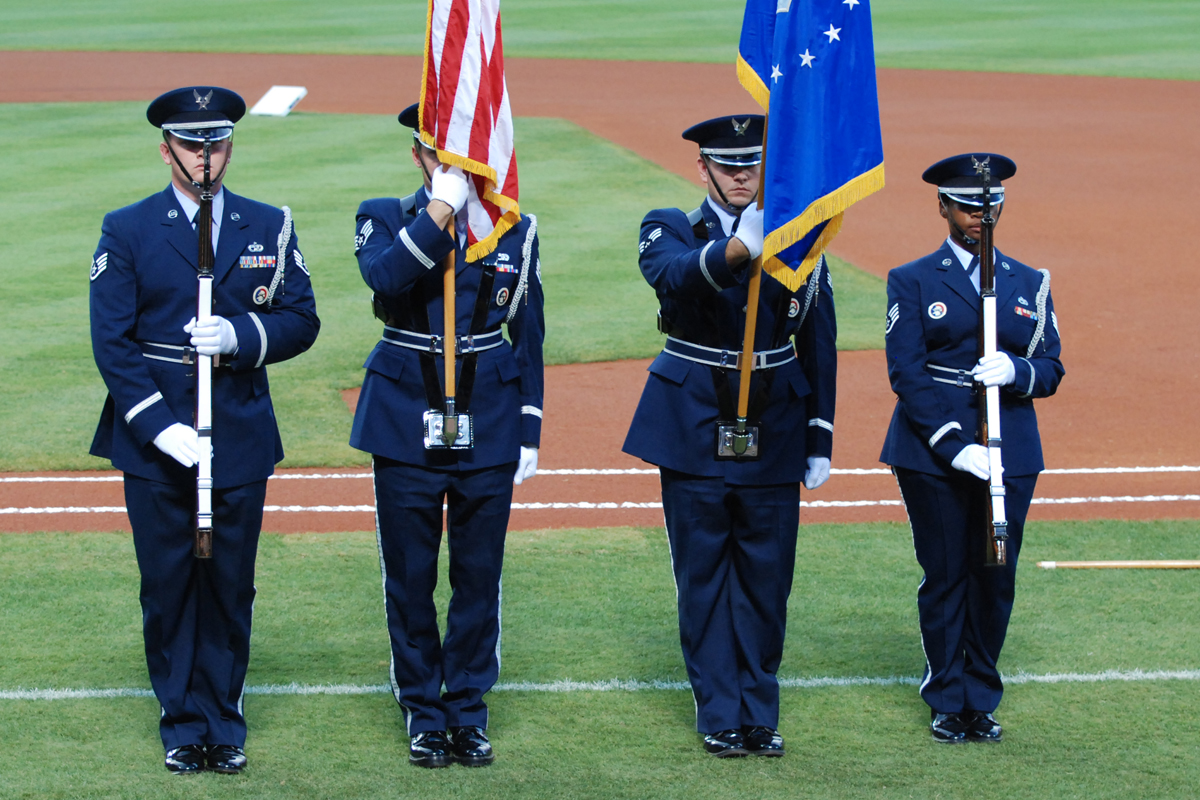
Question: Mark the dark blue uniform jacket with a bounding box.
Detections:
[349,188,544,470]
[89,185,319,487]
[880,241,1064,477]
[623,202,837,485]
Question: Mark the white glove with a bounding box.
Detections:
[184,316,238,356]
[514,445,539,485]
[430,165,469,214]
[951,444,992,480]
[153,423,201,468]
[804,456,831,490]
[732,203,764,259]
[972,352,1016,387]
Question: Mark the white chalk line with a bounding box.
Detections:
[9,494,1200,516]
[5,465,1200,484]
[5,668,1200,702]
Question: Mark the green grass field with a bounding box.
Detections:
[0,101,885,472]
[2,519,1199,798]
[2,1,1199,79]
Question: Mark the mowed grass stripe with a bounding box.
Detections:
[2,1,1200,79]
[2,521,1200,798]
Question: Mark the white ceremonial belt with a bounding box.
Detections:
[663,337,796,371]
[927,362,975,389]
[382,326,504,355]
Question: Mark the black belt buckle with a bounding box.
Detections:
[715,421,760,460]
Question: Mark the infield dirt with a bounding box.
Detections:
[2,50,1198,530]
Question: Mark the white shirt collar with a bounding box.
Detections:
[172,184,225,228]
[706,196,739,237]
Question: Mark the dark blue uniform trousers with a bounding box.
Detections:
[660,468,800,734]
[124,475,266,751]
[373,456,515,734]
[894,468,1037,715]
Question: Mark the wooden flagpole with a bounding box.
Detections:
[442,236,458,445]
[731,116,768,455]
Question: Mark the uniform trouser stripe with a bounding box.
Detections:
[659,468,799,733]
[372,456,515,733]
[893,467,1037,714]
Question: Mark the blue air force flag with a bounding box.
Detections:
[737,0,885,291]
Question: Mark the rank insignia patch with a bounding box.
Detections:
[253,286,269,305]
[1015,306,1038,320]
[496,287,511,307]
[294,250,309,276]
[239,255,277,269]
[788,298,800,318]
[927,301,947,320]
[885,303,899,334]
[90,253,108,282]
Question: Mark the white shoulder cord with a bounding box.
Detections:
[505,214,537,325]
[267,206,293,306]
[1027,268,1050,358]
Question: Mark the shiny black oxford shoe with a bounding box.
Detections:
[164,744,206,774]
[703,728,748,758]
[930,712,969,744]
[410,730,453,768]
[450,725,495,767]
[207,744,247,774]
[966,711,1003,742]
[743,726,785,756]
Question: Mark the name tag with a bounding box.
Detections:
[240,255,277,269]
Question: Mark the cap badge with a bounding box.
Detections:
[496,287,510,307]
[788,298,801,318]
[194,89,213,110]
[732,118,750,136]
[927,301,947,320]
[942,258,952,266]
[168,209,178,219]
[248,242,264,253]
[253,286,269,305]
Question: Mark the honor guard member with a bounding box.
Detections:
[88,87,319,774]
[623,115,837,757]
[880,154,1063,743]
[349,103,544,768]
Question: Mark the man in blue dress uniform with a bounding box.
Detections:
[349,103,544,768]
[880,153,1064,743]
[89,87,320,773]
[623,115,837,757]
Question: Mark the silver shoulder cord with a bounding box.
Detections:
[796,254,824,329]
[1026,268,1050,358]
[504,214,537,325]
[266,206,293,306]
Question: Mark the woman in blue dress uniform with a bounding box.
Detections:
[880,153,1064,743]
[89,87,320,773]
[624,115,837,758]
[349,104,544,768]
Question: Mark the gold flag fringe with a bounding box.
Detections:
[763,213,843,291]
[736,55,771,112]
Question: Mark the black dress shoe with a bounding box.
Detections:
[930,712,968,743]
[965,711,1003,742]
[207,744,247,774]
[743,726,785,757]
[703,729,748,758]
[450,725,495,767]
[410,730,453,768]
[164,744,206,774]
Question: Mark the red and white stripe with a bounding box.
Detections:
[420,0,519,261]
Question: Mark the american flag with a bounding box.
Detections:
[419,0,520,261]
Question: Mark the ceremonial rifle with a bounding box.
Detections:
[974,156,1008,567]
[193,138,216,559]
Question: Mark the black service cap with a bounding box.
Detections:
[682,115,764,166]
[147,86,245,142]
[923,153,1016,206]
